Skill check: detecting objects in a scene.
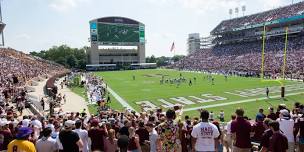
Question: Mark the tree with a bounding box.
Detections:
[30,45,87,69]
[66,55,77,68]
[146,55,157,63]
[171,55,185,62]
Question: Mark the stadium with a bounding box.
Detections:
[1,1,304,152]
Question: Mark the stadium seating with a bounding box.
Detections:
[212,1,304,33]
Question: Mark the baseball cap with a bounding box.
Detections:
[16,127,33,139]
[64,120,75,128]
[280,109,290,117]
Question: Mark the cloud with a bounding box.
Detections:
[259,0,285,10]
[147,0,246,14]
[15,34,31,40]
[49,0,90,12]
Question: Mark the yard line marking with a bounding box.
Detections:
[224,91,248,97]
[183,91,304,112]
[107,86,136,112]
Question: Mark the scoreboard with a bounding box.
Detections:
[88,17,146,66]
[90,20,145,44]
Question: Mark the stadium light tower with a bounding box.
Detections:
[229,9,233,19]
[235,7,239,18]
[242,5,246,16]
[0,0,5,46]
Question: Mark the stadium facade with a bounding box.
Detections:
[173,2,304,79]
[87,17,146,70]
[187,33,200,54]
[211,2,304,54]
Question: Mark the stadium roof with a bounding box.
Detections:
[211,1,304,34]
[90,16,144,25]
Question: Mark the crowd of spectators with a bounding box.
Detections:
[171,35,304,79]
[0,51,303,152]
[1,93,304,152]
[0,47,66,116]
[212,1,304,33]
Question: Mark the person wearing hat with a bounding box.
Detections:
[277,109,295,152]
[7,127,36,152]
[0,119,13,151]
[59,120,83,152]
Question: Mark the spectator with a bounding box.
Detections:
[0,119,13,151]
[104,129,118,152]
[59,120,83,152]
[127,127,142,152]
[251,114,266,143]
[224,114,236,152]
[117,134,129,152]
[119,120,131,136]
[257,108,266,121]
[7,127,36,152]
[267,107,277,121]
[277,109,295,152]
[156,109,181,152]
[88,119,107,151]
[35,127,58,152]
[191,109,220,151]
[145,122,159,152]
[135,121,149,151]
[269,121,289,152]
[260,118,274,152]
[74,120,89,152]
[231,108,252,152]
[294,113,304,152]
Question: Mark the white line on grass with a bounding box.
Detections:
[183,91,304,112]
[224,92,248,97]
[107,86,136,112]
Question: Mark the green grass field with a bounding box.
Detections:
[91,69,304,121]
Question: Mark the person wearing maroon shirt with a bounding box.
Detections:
[294,114,304,152]
[88,119,108,151]
[0,120,13,151]
[231,108,252,152]
[251,114,266,143]
[260,118,273,152]
[269,121,288,152]
[267,107,277,121]
[135,121,149,152]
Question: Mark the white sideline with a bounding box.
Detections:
[85,76,135,111]
[106,86,136,112]
[183,91,304,112]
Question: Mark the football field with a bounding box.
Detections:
[95,69,304,121]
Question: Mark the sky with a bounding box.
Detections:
[2,0,301,57]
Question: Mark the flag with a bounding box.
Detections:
[170,42,175,52]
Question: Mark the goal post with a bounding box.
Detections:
[260,25,289,98]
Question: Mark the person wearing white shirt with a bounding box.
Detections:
[74,120,89,152]
[36,127,58,152]
[145,122,159,152]
[224,114,236,152]
[277,109,295,152]
[191,109,220,152]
